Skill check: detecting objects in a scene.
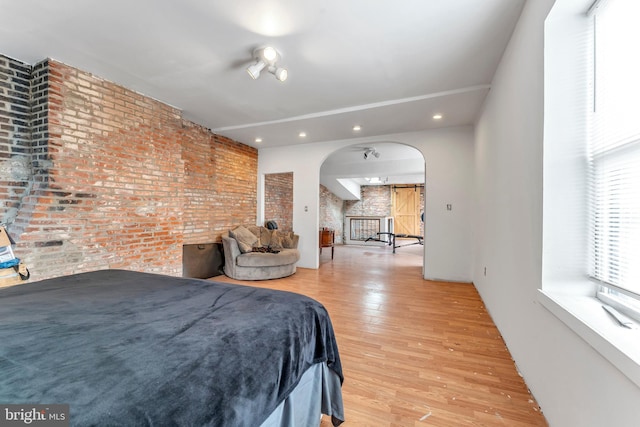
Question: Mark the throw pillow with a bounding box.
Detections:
[270,232,284,250]
[282,232,294,249]
[259,227,272,247]
[229,226,258,253]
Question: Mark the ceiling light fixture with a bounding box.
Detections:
[247,46,288,82]
[298,131,307,138]
[262,46,277,62]
[270,66,288,82]
[433,114,443,120]
[353,125,362,131]
[363,147,380,160]
[246,61,266,79]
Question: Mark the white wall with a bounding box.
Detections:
[474,0,640,426]
[258,125,474,282]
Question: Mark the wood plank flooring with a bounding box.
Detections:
[212,244,548,426]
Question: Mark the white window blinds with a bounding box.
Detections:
[589,0,640,298]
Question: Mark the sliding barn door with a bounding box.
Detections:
[392,187,420,235]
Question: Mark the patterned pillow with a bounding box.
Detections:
[229,226,258,253]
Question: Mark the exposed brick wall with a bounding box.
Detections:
[264,172,293,231]
[211,135,257,231]
[181,124,257,243]
[344,185,392,217]
[319,185,344,243]
[181,121,217,243]
[0,55,33,226]
[1,56,257,281]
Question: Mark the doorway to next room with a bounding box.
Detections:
[319,142,425,272]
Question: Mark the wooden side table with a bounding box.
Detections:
[319,228,335,259]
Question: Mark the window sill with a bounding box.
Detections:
[538,289,640,389]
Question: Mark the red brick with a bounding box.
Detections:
[3,58,258,281]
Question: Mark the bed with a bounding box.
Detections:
[0,269,344,426]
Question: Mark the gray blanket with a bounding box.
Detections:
[0,270,344,426]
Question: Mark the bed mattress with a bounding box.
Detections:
[0,269,344,426]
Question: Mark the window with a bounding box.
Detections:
[589,0,640,321]
[540,0,640,389]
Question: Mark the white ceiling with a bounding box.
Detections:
[0,0,525,194]
[321,142,426,199]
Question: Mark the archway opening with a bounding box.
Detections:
[318,142,426,272]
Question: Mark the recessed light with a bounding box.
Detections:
[298,131,307,138]
[433,114,443,120]
[255,137,263,143]
[353,125,361,131]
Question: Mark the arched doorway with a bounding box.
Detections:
[318,142,426,271]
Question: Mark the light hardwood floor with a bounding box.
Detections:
[212,243,548,427]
